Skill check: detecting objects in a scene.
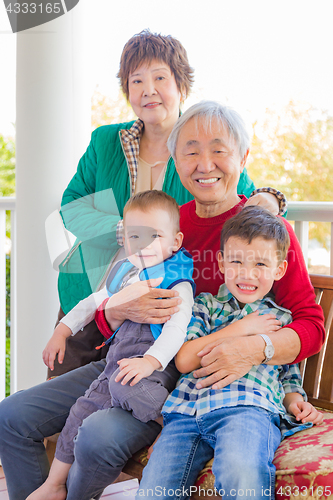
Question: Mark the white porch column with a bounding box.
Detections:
[15,4,91,391]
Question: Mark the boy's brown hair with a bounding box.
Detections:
[220,206,290,262]
[117,29,194,100]
[123,190,180,232]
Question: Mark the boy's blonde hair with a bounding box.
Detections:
[123,190,180,232]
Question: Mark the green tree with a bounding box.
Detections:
[91,88,136,130]
[0,134,15,197]
[247,102,333,246]
[0,134,15,396]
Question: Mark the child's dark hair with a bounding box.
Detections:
[123,190,180,232]
[220,206,290,262]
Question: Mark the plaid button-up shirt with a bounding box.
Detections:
[163,284,307,435]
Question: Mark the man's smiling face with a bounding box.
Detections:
[175,116,248,216]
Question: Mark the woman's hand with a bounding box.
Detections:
[42,323,72,371]
[245,192,279,215]
[105,277,182,331]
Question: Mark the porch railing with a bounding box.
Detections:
[287,201,333,275]
[0,198,333,398]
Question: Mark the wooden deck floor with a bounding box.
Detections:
[0,467,138,499]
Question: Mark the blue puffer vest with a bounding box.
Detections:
[105,248,195,340]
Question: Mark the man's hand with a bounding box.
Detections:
[245,192,279,215]
[193,335,263,390]
[239,311,281,335]
[115,355,161,386]
[105,277,182,331]
[42,323,72,371]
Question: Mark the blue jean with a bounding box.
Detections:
[0,360,161,500]
[137,406,281,500]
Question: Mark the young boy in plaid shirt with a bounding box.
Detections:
[137,206,323,500]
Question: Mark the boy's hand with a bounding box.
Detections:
[239,311,281,335]
[42,323,72,371]
[115,355,161,386]
[288,400,324,425]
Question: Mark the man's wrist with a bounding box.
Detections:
[256,334,275,363]
[251,334,270,364]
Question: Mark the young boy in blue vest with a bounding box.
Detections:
[27,190,195,500]
[137,205,323,500]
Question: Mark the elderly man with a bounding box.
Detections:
[0,102,324,500]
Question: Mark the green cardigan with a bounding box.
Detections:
[58,121,256,314]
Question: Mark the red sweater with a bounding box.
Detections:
[96,197,325,363]
[180,197,324,362]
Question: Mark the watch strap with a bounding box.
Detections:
[258,334,274,363]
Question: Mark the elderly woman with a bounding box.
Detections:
[0,102,324,500]
[54,29,283,376]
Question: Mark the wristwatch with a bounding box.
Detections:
[258,334,275,363]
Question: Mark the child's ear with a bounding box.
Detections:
[274,260,288,281]
[217,251,225,274]
[173,232,183,251]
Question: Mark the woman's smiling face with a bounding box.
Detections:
[128,60,182,130]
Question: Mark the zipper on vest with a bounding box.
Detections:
[95,326,120,350]
[62,241,82,267]
[119,131,133,195]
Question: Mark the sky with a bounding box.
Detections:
[1,0,333,136]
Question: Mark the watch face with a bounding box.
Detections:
[266,345,275,359]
